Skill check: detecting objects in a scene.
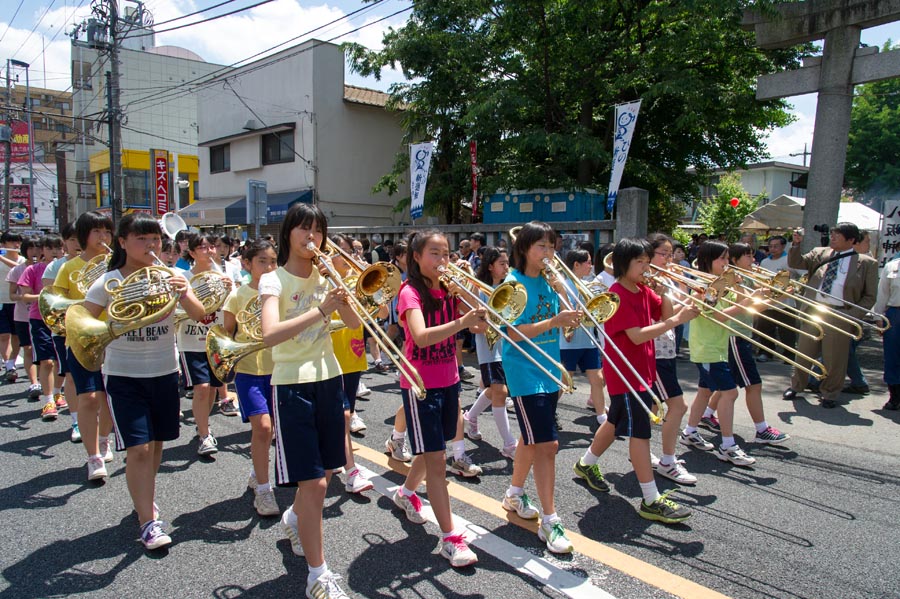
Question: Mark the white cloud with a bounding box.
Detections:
[763,104,816,164]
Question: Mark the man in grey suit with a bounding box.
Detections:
[782,223,878,409]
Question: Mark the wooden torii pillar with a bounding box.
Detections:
[743,0,900,250]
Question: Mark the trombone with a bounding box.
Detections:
[438,263,574,393]
[324,238,401,320]
[307,242,425,397]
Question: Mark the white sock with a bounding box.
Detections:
[400,486,416,497]
[40,394,51,403]
[256,482,271,493]
[5,360,14,370]
[451,440,466,460]
[89,453,102,461]
[52,387,61,396]
[286,506,298,527]
[492,407,515,447]
[307,562,328,586]
[702,407,715,418]
[659,453,676,466]
[754,421,769,433]
[71,412,78,425]
[506,485,523,497]
[468,389,491,419]
[442,528,464,541]
[683,426,698,435]
[580,448,600,466]
[640,481,661,504]
[541,512,559,525]
[392,428,404,441]
[721,436,735,449]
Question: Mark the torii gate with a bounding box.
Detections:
[743,0,900,251]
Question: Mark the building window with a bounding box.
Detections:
[261,131,294,165]
[123,169,150,207]
[57,101,70,110]
[210,144,230,173]
[29,98,41,107]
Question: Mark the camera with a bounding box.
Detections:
[813,224,830,234]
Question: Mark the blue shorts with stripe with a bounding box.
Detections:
[52,335,68,376]
[402,382,460,455]
[234,373,273,423]
[607,390,654,440]
[67,347,105,395]
[727,337,761,388]
[512,392,558,445]
[29,319,55,363]
[696,361,737,392]
[105,372,180,451]
[653,357,683,400]
[14,320,30,348]
[180,351,223,388]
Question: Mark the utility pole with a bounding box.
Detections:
[2,61,11,231]
[790,143,812,168]
[106,0,123,227]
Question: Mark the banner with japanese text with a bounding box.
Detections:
[880,199,900,267]
[0,121,31,163]
[152,149,169,216]
[409,142,434,221]
[606,100,642,214]
[9,184,32,227]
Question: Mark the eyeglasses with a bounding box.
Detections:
[194,244,213,251]
[654,251,672,258]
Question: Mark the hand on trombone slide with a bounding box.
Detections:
[320,286,351,314]
[553,309,583,329]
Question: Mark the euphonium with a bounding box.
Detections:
[66,266,182,371]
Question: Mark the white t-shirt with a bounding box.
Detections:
[176,268,227,353]
[0,255,25,304]
[85,269,179,377]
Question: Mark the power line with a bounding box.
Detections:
[149,0,238,28]
[0,0,27,44]
[25,0,91,69]
[121,0,278,39]
[10,0,59,61]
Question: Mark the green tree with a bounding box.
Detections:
[845,41,900,195]
[696,172,760,242]
[346,0,807,225]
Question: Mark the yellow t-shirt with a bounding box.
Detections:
[330,322,367,374]
[223,284,273,376]
[258,266,341,385]
[54,256,87,299]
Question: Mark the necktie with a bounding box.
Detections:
[820,254,843,294]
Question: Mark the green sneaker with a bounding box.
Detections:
[573,459,610,492]
[638,489,691,524]
[538,519,574,554]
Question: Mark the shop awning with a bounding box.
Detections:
[178,196,244,226]
[260,189,314,223]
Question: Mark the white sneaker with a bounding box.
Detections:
[99,438,114,463]
[254,488,279,516]
[715,444,756,466]
[356,382,371,398]
[505,397,514,410]
[349,413,367,433]
[655,459,698,485]
[281,508,304,556]
[448,453,483,478]
[500,442,517,460]
[305,571,348,599]
[440,534,478,567]
[385,436,412,462]
[501,492,539,519]
[87,456,107,481]
[463,411,481,440]
[247,472,258,491]
[392,489,427,524]
[345,469,374,494]
[70,424,82,443]
[679,431,714,451]
[538,519,574,554]
[198,434,218,456]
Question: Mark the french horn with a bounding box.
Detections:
[206,295,266,384]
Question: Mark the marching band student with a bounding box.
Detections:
[680,242,764,466]
[43,223,79,442]
[384,240,413,463]
[500,221,582,553]
[7,237,40,397]
[18,235,63,421]
[646,234,698,485]
[701,244,789,446]
[159,238,178,268]
[56,213,116,477]
[179,233,234,458]
[223,239,279,516]
[462,247,518,459]
[0,231,25,383]
[83,213,206,549]
[390,229,484,568]
[573,238,696,523]
[260,203,359,599]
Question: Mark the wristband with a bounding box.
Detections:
[316,305,328,322]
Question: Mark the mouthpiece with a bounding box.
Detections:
[306,242,317,251]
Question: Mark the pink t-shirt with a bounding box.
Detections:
[18,262,48,320]
[397,282,460,390]
[603,281,661,396]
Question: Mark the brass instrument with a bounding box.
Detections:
[66,266,182,371]
[39,244,114,336]
[325,238,401,317]
[307,242,425,397]
[206,295,266,383]
[173,270,230,326]
[439,263,574,393]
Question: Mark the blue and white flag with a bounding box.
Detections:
[607,100,642,214]
[410,142,434,220]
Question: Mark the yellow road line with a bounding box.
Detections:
[354,444,731,599]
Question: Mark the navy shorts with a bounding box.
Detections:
[728,337,762,388]
[341,371,361,413]
[479,361,506,387]
[403,382,460,455]
[561,347,602,373]
[0,303,14,335]
[180,351,223,388]
[14,320,30,348]
[607,391,655,440]
[512,392,559,445]
[67,347,105,394]
[696,361,737,392]
[52,335,68,376]
[29,319,55,363]
[105,372,180,451]
[273,376,346,485]
[234,373,273,423]
[653,358,683,400]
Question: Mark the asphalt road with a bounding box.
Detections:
[0,342,897,599]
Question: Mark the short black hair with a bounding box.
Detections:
[1,230,23,244]
[277,203,327,266]
[510,221,556,272]
[564,248,590,270]
[832,222,861,244]
[60,223,76,240]
[75,210,113,249]
[696,240,729,273]
[108,213,163,271]
[469,233,485,245]
[728,242,753,265]
[612,237,652,279]
[39,234,63,250]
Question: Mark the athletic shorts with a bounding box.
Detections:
[696,361,737,392]
[511,392,559,445]
[653,357,683,400]
[105,372,180,451]
[479,361,506,387]
[29,319,55,363]
[14,320,30,348]
[273,376,346,485]
[607,391,655,440]
[234,373,273,423]
[561,347,602,373]
[67,347,105,395]
[341,371,361,413]
[728,337,762,388]
[52,335,68,376]
[0,303,14,335]
[402,382,460,455]
[180,351,223,388]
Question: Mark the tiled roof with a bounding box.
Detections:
[343,84,391,107]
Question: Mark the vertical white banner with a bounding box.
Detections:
[606,100,642,214]
[410,142,434,220]
[880,199,900,268]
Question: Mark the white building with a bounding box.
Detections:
[188,39,406,232]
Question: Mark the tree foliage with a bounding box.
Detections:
[845,41,900,195]
[696,172,760,242]
[345,0,808,226]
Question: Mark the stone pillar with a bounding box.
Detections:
[614,187,649,242]
[803,25,860,252]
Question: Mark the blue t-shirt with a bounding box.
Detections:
[501,269,560,397]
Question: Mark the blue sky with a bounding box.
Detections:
[2,0,899,164]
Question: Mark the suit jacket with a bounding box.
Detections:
[788,245,878,318]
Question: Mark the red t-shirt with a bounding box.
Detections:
[603,281,661,395]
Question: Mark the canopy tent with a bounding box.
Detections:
[740,195,882,232]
